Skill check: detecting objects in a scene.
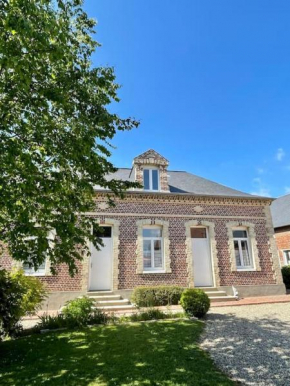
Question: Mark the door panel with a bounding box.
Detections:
[89,227,113,291]
[192,228,213,287]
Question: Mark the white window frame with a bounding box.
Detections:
[142,225,164,272]
[283,249,290,266]
[233,227,255,271]
[22,230,55,276]
[143,167,160,191]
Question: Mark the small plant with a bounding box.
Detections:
[62,297,95,327]
[0,269,47,339]
[180,289,210,318]
[281,265,290,289]
[131,286,184,307]
[37,314,67,330]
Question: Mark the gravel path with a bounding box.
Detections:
[200,303,290,386]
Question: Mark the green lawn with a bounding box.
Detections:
[0,320,233,385]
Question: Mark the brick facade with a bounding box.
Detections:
[0,192,284,293]
[275,226,290,266]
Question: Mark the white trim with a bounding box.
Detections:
[227,222,261,272]
[282,249,290,266]
[185,220,219,288]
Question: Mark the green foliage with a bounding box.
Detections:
[180,289,210,318]
[60,296,107,327]
[0,269,47,338]
[37,314,67,330]
[131,286,184,307]
[10,269,47,314]
[0,0,139,275]
[121,309,187,323]
[281,266,290,289]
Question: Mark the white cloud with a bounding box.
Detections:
[256,167,265,174]
[251,188,271,197]
[253,177,261,184]
[276,148,285,161]
[285,187,290,194]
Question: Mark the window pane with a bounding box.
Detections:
[191,228,207,238]
[143,169,150,190]
[94,226,112,238]
[233,230,248,238]
[152,170,159,190]
[234,240,242,266]
[143,240,152,268]
[154,240,162,268]
[284,250,290,265]
[241,240,251,267]
[143,228,162,237]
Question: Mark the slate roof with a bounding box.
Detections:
[96,168,264,199]
[271,194,290,228]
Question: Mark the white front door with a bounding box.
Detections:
[191,227,213,287]
[89,226,113,291]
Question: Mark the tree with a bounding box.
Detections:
[0,0,139,275]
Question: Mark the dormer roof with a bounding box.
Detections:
[133,149,169,166]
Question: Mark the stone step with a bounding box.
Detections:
[94,304,136,311]
[197,287,219,292]
[209,295,238,303]
[95,299,130,307]
[88,295,122,302]
[204,291,227,296]
[87,291,114,296]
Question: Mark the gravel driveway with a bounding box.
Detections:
[201,303,290,386]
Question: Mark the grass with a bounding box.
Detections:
[0,320,234,385]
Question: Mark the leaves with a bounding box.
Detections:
[0,0,139,275]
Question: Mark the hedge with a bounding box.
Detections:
[281,266,290,289]
[131,286,184,307]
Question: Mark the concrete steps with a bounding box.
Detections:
[198,287,238,303]
[87,291,136,312]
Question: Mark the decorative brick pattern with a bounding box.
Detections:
[0,192,282,293]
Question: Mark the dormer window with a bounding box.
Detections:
[143,168,159,191]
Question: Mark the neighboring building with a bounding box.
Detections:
[1,149,285,308]
[271,194,290,267]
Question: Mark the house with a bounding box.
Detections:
[271,194,290,266]
[1,149,285,309]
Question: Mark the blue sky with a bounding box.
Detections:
[84,0,290,198]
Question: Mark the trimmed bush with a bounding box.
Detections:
[180,289,210,318]
[0,269,47,339]
[131,286,184,307]
[282,266,290,289]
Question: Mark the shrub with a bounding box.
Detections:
[0,269,47,339]
[61,297,108,328]
[180,289,210,318]
[131,286,184,307]
[282,266,290,289]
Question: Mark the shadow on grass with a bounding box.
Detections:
[0,320,233,386]
[201,309,290,385]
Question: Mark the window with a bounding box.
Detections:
[233,229,254,270]
[23,259,46,276]
[143,168,159,191]
[143,226,163,271]
[22,230,55,276]
[283,250,290,265]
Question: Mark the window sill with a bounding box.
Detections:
[24,273,46,277]
[141,270,166,274]
[236,268,256,272]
